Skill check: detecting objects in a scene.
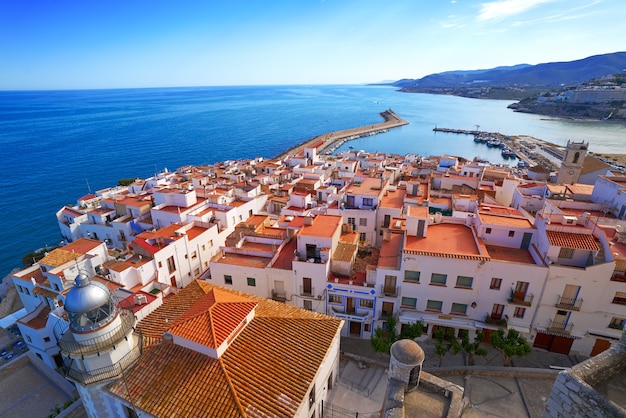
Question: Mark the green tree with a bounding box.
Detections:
[370,316,398,354]
[489,328,532,366]
[399,321,423,340]
[433,328,462,367]
[118,178,139,186]
[461,330,488,366]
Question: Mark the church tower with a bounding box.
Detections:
[556,140,588,184]
[55,273,140,418]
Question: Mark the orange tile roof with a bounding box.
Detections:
[378,233,403,268]
[169,289,257,348]
[546,230,599,251]
[114,281,342,417]
[486,245,537,264]
[479,213,533,228]
[404,223,488,261]
[380,188,406,209]
[300,215,341,238]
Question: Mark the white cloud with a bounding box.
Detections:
[477,0,557,21]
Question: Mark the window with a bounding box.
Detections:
[303,300,313,311]
[44,337,51,343]
[485,227,492,234]
[404,270,420,283]
[514,307,526,318]
[26,335,32,343]
[191,251,197,259]
[167,256,176,274]
[401,297,417,309]
[363,197,374,206]
[508,230,515,237]
[224,275,233,285]
[451,303,467,315]
[609,317,625,330]
[490,277,502,290]
[329,295,342,304]
[359,218,367,226]
[360,299,374,309]
[158,261,163,268]
[53,283,59,291]
[364,323,371,332]
[247,277,256,287]
[347,217,356,225]
[559,247,574,259]
[426,300,443,312]
[612,291,626,305]
[194,268,200,276]
[209,239,213,247]
[359,232,366,242]
[430,273,447,286]
[455,276,473,289]
[202,244,206,251]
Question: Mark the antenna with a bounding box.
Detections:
[86,179,92,194]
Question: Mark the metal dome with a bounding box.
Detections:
[64,272,110,314]
[64,272,116,332]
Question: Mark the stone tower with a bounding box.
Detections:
[55,273,140,418]
[556,140,588,184]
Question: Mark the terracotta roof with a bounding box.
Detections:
[168,289,257,349]
[333,242,357,262]
[479,213,533,228]
[39,249,80,268]
[115,281,342,417]
[300,215,341,238]
[404,223,489,261]
[546,230,599,251]
[581,155,610,175]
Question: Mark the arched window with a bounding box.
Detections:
[573,152,580,164]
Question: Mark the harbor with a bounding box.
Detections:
[277,109,409,159]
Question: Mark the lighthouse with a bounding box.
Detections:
[56,272,140,417]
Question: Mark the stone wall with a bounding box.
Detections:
[543,330,626,418]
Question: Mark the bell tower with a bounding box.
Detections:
[55,272,140,418]
[556,141,588,184]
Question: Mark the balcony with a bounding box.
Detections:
[299,286,315,297]
[379,284,399,297]
[555,296,583,311]
[271,290,286,302]
[64,344,142,386]
[508,293,534,307]
[547,320,573,335]
[611,272,626,283]
[57,309,135,356]
[484,314,508,327]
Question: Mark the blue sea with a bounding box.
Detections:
[1,84,626,278]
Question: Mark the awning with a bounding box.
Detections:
[587,329,623,340]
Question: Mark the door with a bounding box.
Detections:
[562,284,580,300]
[349,321,361,336]
[383,214,390,228]
[521,232,532,250]
[514,281,529,300]
[346,297,356,314]
[533,332,553,350]
[417,219,425,237]
[306,244,317,260]
[590,338,612,356]
[491,303,504,319]
[384,275,397,295]
[551,336,575,355]
[303,277,312,295]
[382,301,394,317]
[346,195,355,208]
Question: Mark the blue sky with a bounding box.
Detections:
[1,0,623,89]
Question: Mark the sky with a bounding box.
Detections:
[1,0,624,90]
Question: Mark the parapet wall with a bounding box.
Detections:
[543,331,626,418]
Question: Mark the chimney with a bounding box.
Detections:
[304,216,313,226]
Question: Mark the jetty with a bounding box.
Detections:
[277,109,408,159]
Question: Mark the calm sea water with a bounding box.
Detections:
[1,85,625,278]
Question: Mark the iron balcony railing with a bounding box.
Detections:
[508,292,534,307]
[547,320,574,335]
[57,309,135,356]
[555,296,583,311]
[299,285,315,297]
[64,343,142,386]
[379,284,399,297]
[271,290,286,302]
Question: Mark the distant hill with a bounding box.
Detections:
[392,52,626,89]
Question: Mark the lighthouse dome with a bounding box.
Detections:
[65,272,116,332]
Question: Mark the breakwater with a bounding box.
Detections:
[277,109,408,159]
